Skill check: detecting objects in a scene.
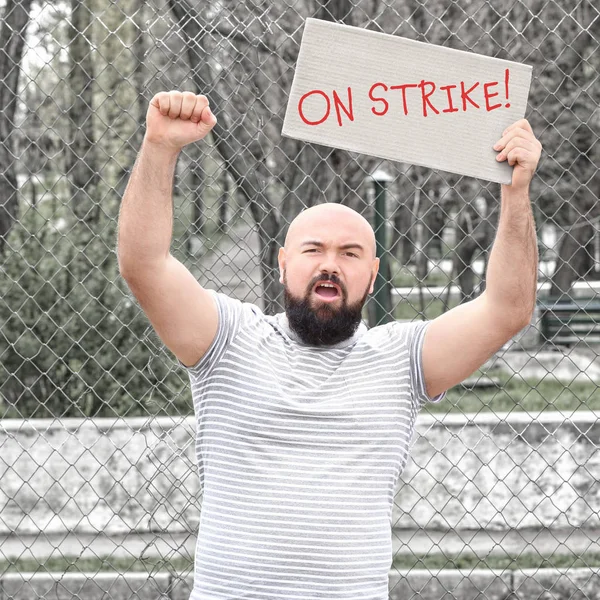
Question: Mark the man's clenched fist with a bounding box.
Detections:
[145,91,217,152]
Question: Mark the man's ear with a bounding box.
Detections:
[278,247,286,284]
[369,257,380,294]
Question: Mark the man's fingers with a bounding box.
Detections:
[493,124,537,152]
[146,90,216,150]
[493,127,529,150]
[151,92,171,116]
[168,91,183,119]
[190,95,209,123]
[495,136,536,161]
[502,118,533,137]
[180,92,197,121]
[493,119,534,148]
[150,91,210,123]
[506,147,528,167]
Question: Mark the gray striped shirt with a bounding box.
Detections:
[179,290,446,599]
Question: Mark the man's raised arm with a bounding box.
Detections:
[117,90,220,369]
[420,118,542,399]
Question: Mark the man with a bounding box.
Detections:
[118,91,541,600]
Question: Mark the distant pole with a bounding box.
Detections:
[369,169,394,326]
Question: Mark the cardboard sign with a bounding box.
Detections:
[282,18,533,184]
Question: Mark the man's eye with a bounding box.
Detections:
[345,252,358,258]
[304,249,318,253]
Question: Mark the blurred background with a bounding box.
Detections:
[0,0,598,598]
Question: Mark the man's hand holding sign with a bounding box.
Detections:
[283,19,542,399]
[495,118,543,190]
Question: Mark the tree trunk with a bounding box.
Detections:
[190,153,205,239]
[550,221,595,299]
[187,147,205,238]
[168,0,283,314]
[115,0,149,200]
[452,204,490,302]
[0,0,34,254]
[132,1,148,152]
[66,0,99,225]
[29,174,37,207]
[391,197,418,265]
[218,172,230,235]
[317,0,353,21]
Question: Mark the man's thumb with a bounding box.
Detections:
[199,106,217,132]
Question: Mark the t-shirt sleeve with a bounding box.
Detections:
[177,289,262,378]
[389,319,447,409]
[408,320,447,408]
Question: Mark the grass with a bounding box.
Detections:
[388,260,463,320]
[426,369,600,415]
[393,552,600,571]
[3,553,600,574]
[0,555,193,575]
[392,298,461,320]
[391,263,453,289]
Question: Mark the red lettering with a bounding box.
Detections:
[418,80,439,117]
[332,87,354,127]
[460,81,480,111]
[389,83,418,116]
[484,81,501,111]
[369,82,389,116]
[439,84,458,113]
[298,90,330,126]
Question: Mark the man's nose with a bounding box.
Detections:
[318,254,340,275]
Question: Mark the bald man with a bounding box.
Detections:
[118,91,541,600]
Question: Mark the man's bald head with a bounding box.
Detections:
[284,203,377,259]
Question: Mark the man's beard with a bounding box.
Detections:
[283,272,370,346]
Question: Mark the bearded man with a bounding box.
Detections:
[117,90,541,600]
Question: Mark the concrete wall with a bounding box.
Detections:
[0,417,200,535]
[393,410,600,531]
[1,411,599,536]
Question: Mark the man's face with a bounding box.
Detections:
[278,206,379,346]
[282,270,371,346]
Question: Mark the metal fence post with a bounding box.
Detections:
[369,169,394,326]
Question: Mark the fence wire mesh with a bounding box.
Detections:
[0,0,599,598]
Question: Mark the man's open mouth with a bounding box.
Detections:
[314,282,341,300]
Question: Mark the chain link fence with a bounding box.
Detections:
[0,0,598,598]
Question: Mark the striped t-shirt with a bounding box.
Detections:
[178,290,446,600]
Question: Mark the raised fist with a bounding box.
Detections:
[145,91,217,151]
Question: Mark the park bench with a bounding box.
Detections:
[537,297,600,346]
